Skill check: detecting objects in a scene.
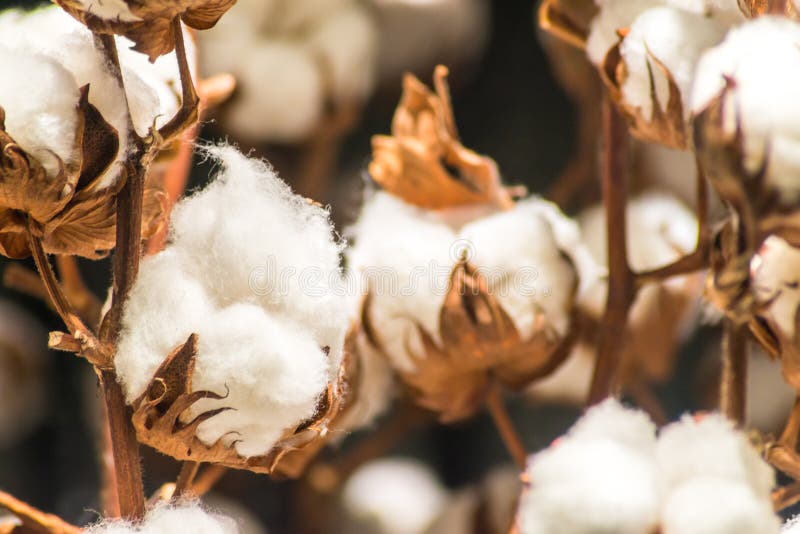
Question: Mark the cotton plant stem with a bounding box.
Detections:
[174,461,200,497]
[190,465,228,496]
[588,95,633,405]
[0,490,82,534]
[56,255,102,327]
[720,319,748,424]
[157,19,199,144]
[773,481,800,512]
[486,385,528,469]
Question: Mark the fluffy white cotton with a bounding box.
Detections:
[116,145,348,457]
[785,516,800,533]
[0,7,190,187]
[347,192,598,373]
[199,0,377,143]
[586,0,660,66]
[691,17,800,201]
[665,0,744,23]
[85,502,239,534]
[656,414,775,497]
[752,236,800,343]
[73,0,142,22]
[661,478,780,534]
[0,46,80,176]
[519,400,659,534]
[620,7,727,122]
[342,458,449,534]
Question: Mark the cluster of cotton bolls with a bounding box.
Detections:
[198,0,377,143]
[0,6,192,186]
[346,190,601,376]
[114,145,349,458]
[85,501,240,534]
[516,399,780,534]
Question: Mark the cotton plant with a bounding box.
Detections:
[198,0,378,144]
[85,501,240,534]
[515,399,780,534]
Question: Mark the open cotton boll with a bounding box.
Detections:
[526,342,595,405]
[305,4,378,103]
[661,478,779,534]
[585,0,660,65]
[656,413,775,497]
[518,399,659,534]
[691,17,800,201]
[620,7,727,122]
[0,45,80,176]
[785,516,800,533]
[341,458,449,534]
[223,42,324,142]
[72,0,142,22]
[85,501,239,534]
[665,0,745,24]
[271,0,353,34]
[752,236,800,344]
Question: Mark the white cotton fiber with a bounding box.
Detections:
[656,413,775,497]
[785,516,800,533]
[0,45,80,176]
[116,145,348,457]
[585,0,660,66]
[73,0,142,22]
[691,17,800,202]
[620,7,727,122]
[518,399,660,534]
[342,458,449,534]
[665,0,745,24]
[661,478,780,534]
[346,192,595,373]
[752,236,800,343]
[85,501,239,534]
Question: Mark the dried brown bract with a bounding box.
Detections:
[53,0,237,61]
[364,259,571,422]
[538,0,596,49]
[600,42,688,149]
[369,66,512,210]
[0,88,165,260]
[132,331,359,479]
[738,0,799,17]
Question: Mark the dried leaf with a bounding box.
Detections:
[369,66,511,209]
[54,0,237,61]
[538,0,596,49]
[366,259,565,422]
[738,0,800,17]
[599,41,688,149]
[132,330,359,478]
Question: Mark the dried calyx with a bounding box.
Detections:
[54,0,236,61]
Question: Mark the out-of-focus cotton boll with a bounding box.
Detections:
[85,501,240,534]
[368,0,490,84]
[341,458,449,534]
[665,0,745,23]
[752,236,800,350]
[585,0,660,66]
[518,400,660,534]
[0,45,80,176]
[0,300,48,448]
[116,145,347,457]
[656,414,775,497]
[202,495,268,534]
[526,342,595,405]
[785,516,800,533]
[620,7,726,122]
[661,478,780,534]
[72,0,142,22]
[692,17,800,202]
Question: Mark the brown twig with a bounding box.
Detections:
[2,264,49,303]
[720,319,748,424]
[588,95,633,405]
[486,385,528,469]
[190,464,228,497]
[0,491,81,534]
[157,19,199,144]
[773,481,800,512]
[174,461,200,497]
[56,255,102,327]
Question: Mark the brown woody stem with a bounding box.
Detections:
[26,223,80,332]
[157,18,199,143]
[175,461,201,497]
[190,465,228,497]
[588,95,633,405]
[0,490,81,534]
[3,264,49,303]
[720,319,748,424]
[486,385,527,469]
[773,482,800,512]
[56,255,102,327]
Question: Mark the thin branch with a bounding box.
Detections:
[157,18,199,143]
[773,482,800,512]
[190,465,228,497]
[486,385,527,469]
[175,461,200,497]
[720,319,748,424]
[0,491,81,534]
[588,95,633,405]
[56,255,102,327]
[3,264,49,303]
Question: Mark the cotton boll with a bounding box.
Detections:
[341,458,449,534]
[691,17,800,201]
[202,495,268,534]
[656,413,776,497]
[661,478,779,534]
[85,501,240,534]
[752,236,800,344]
[0,45,80,176]
[426,489,480,534]
[585,0,660,66]
[72,0,142,22]
[526,342,595,405]
[305,4,378,103]
[271,0,353,34]
[620,7,727,122]
[785,516,800,533]
[568,398,658,453]
[223,42,324,143]
[665,0,745,24]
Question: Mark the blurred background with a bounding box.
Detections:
[0,0,789,532]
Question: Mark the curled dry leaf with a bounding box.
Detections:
[369,66,512,210]
[600,41,688,149]
[54,0,236,61]
[131,329,360,479]
[738,0,799,18]
[538,0,597,49]
[364,259,572,422]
